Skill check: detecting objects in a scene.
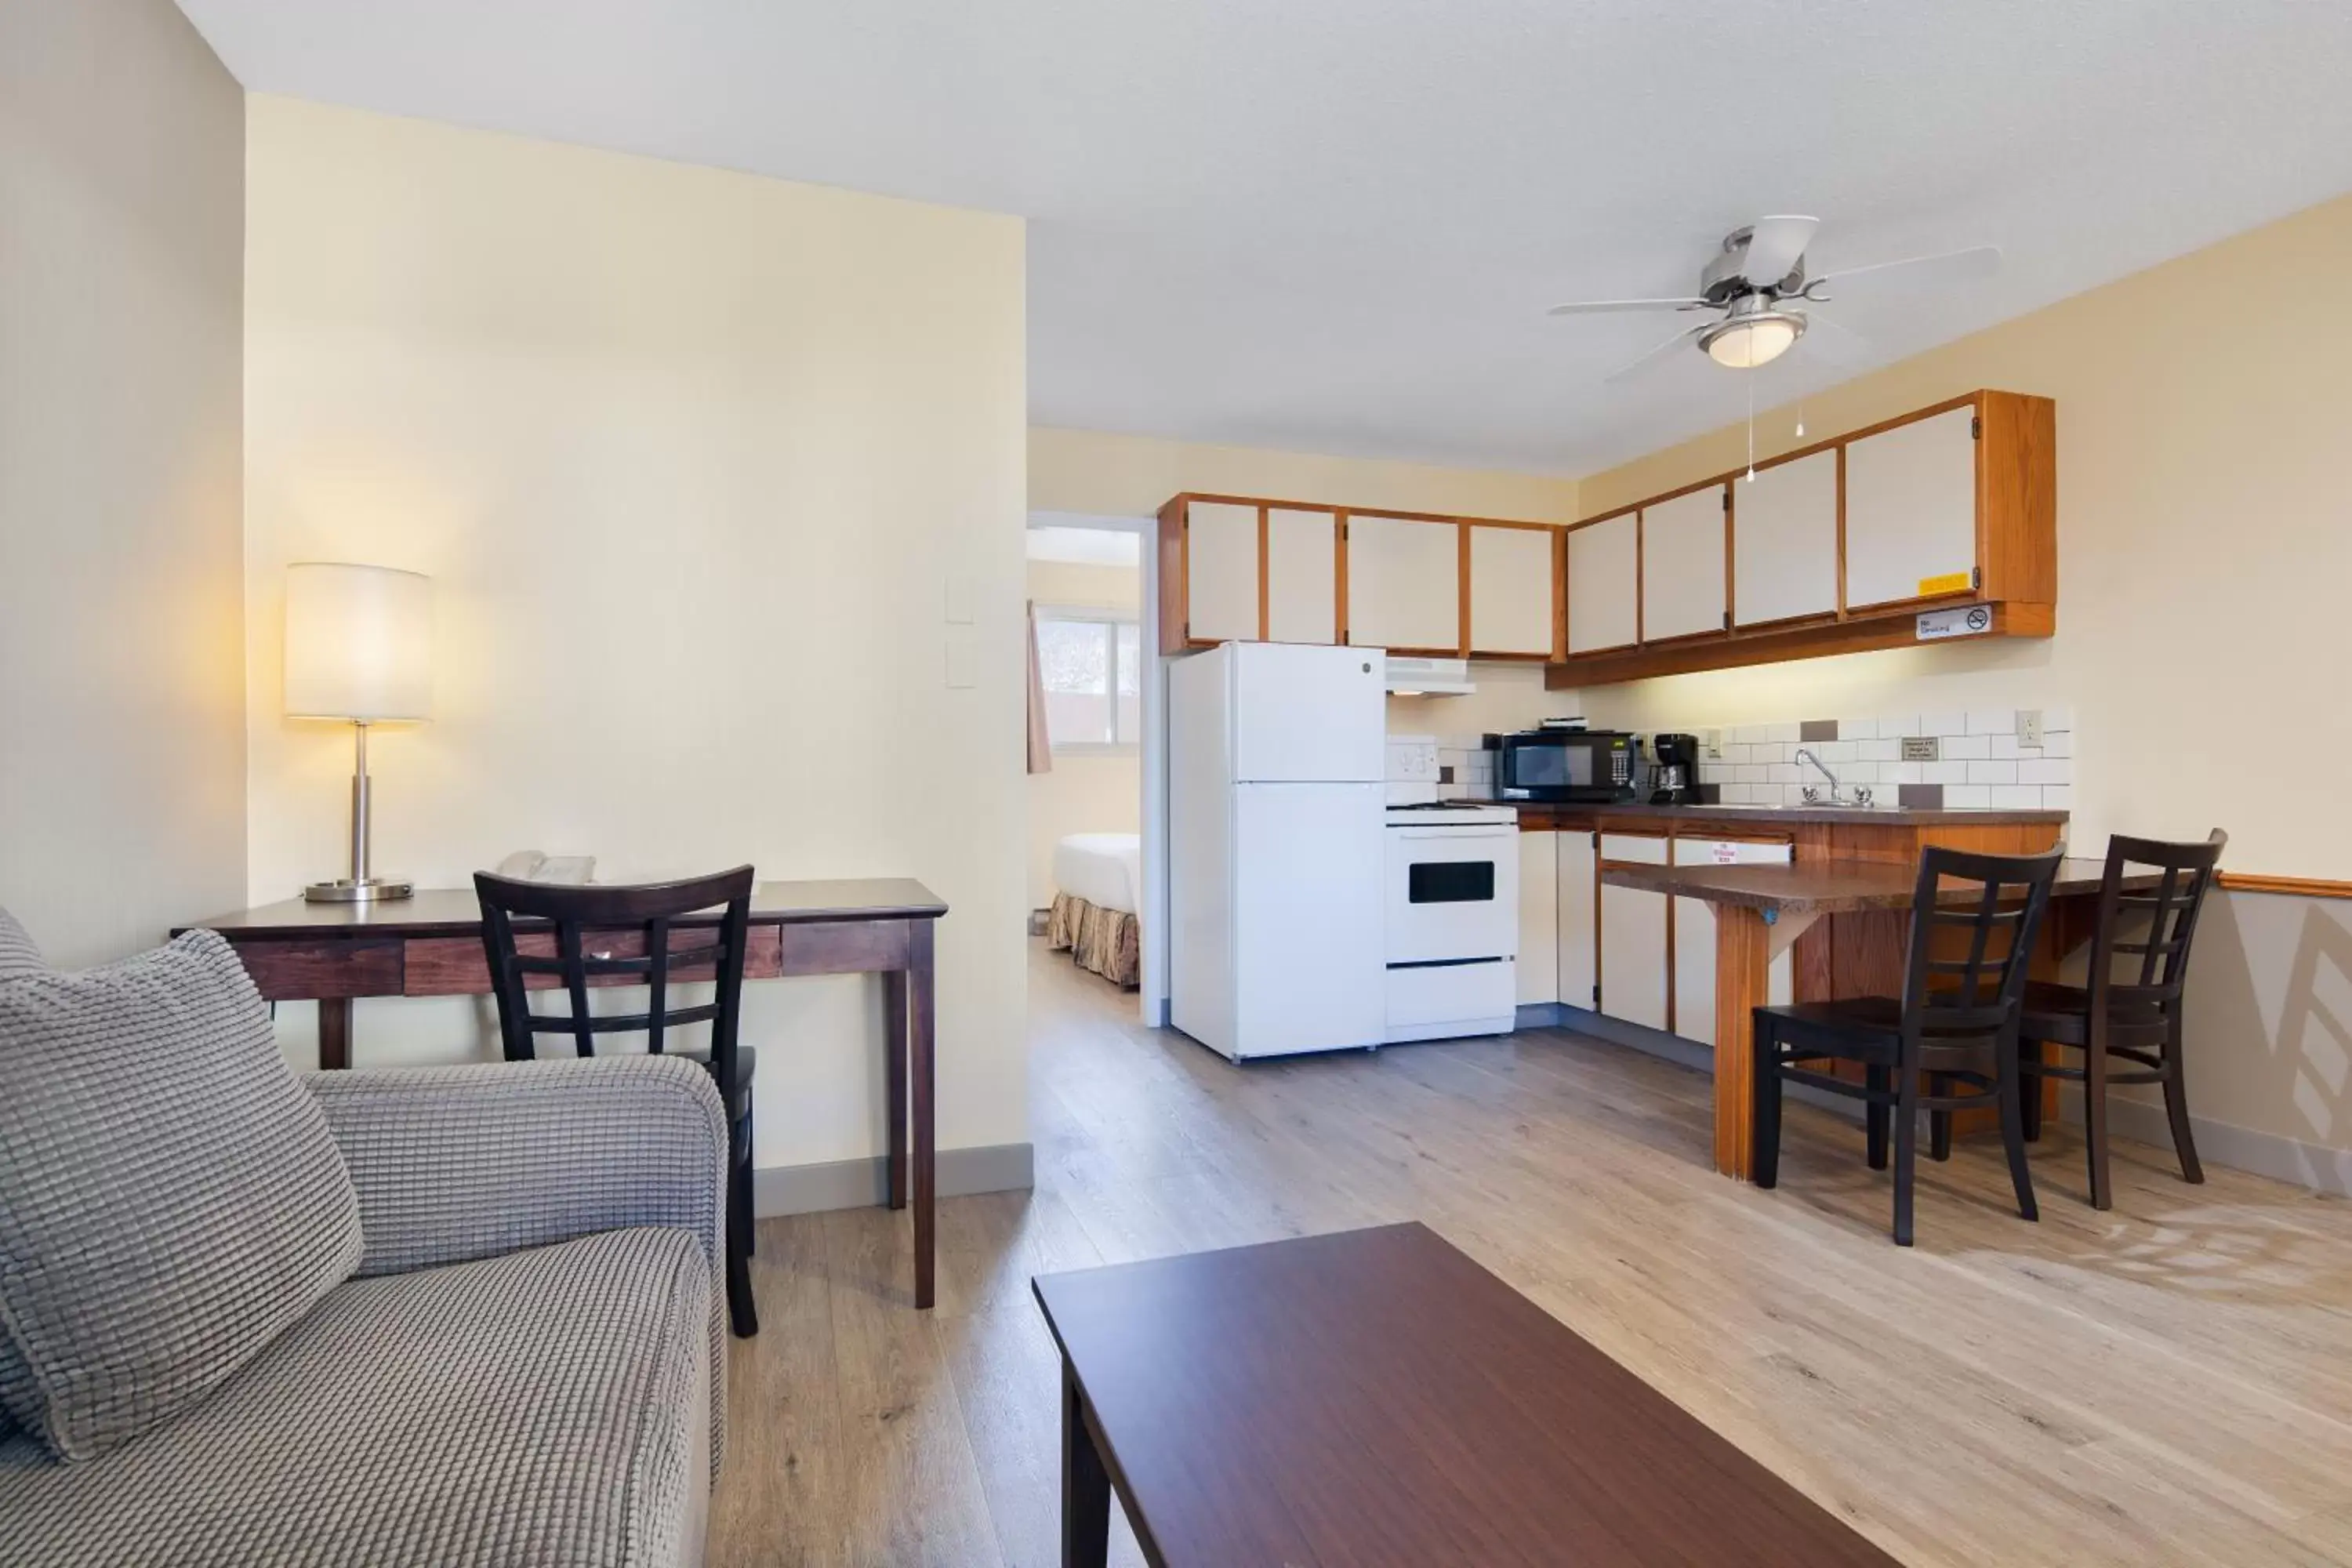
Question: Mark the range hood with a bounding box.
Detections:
[1383,656,1477,697]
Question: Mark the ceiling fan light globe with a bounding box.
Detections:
[1701,313,1801,369]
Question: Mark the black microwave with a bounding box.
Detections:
[1491,730,1639,803]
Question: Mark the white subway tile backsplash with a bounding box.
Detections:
[1941,735,1991,760]
[1768,764,1800,784]
[2039,786,2072,811]
[1895,761,1926,785]
[1925,760,1969,785]
[1990,786,2043,809]
[1639,700,2078,815]
[1733,724,1770,745]
[1838,718,1878,740]
[2040,731,2072,758]
[2042,706,2075,731]
[1944,785,1991,808]
[1817,740,1857,764]
[1767,721,1801,743]
[1920,711,1968,737]
[1989,734,2020,760]
[1966,760,2018,785]
[1877,715,1920,740]
[2017,758,2071,785]
[1966,709,2016,735]
[1735,764,1766,783]
[1858,738,1900,762]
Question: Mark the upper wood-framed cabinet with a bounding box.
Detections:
[1345,513,1461,654]
[1465,522,1561,659]
[1158,494,1567,658]
[1265,506,1338,644]
[1639,483,1730,644]
[1565,512,1639,655]
[1546,389,2055,688]
[1731,448,1838,627]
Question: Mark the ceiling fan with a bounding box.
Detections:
[1547,217,2000,383]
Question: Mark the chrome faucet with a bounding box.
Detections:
[1794,748,1871,808]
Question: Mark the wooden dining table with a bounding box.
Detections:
[1596,855,2140,1180]
[178,877,952,1307]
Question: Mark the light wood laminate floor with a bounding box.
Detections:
[707,942,2352,1566]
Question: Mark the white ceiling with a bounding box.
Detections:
[176,2,2352,477]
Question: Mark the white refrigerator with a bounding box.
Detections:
[1168,642,1387,1061]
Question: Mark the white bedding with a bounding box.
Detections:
[1053,833,1142,916]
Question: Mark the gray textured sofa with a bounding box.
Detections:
[0,931,729,1568]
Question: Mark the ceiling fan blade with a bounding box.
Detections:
[1740,215,1818,287]
[1794,308,1875,367]
[1805,244,2001,295]
[1546,296,1708,317]
[1604,320,1713,384]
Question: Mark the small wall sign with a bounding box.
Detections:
[1916,605,1993,641]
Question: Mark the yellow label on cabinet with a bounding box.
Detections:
[1917,571,1972,596]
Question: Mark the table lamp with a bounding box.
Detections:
[285,563,432,902]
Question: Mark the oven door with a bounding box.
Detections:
[1385,826,1519,964]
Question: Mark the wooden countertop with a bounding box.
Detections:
[177,878,948,940]
[1514,801,2070,829]
[1598,856,2139,916]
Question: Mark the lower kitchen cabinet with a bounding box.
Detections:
[1670,836,1794,1046]
[1556,829,1597,1011]
[1517,830,1559,1006]
[1597,832,1669,1031]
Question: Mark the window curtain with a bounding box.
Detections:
[1025,600,1053,775]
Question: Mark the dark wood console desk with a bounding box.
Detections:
[179,878,949,1307]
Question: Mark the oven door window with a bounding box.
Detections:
[1408,860,1495,904]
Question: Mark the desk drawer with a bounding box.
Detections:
[779,920,910,976]
[405,926,783,996]
[234,938,403,1001]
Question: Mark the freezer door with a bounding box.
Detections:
[1230,641,1385,783]
[1230,782,1386,1056]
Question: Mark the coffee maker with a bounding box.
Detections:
[1649,733,1701,804]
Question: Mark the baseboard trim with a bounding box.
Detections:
[1522,1003,1862,1122]
[752,1142,1035,1218]
[2055,1087,2352,1198]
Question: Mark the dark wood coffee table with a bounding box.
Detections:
[1032,1222,1899,1566]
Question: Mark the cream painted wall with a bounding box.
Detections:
[1026,557,1142,909]
[0,0,245,967]
[243,97,1029,1171]
[1573,192,2352,1168]
[1031,426,1578,524]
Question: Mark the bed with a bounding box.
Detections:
[1047,833,1142,988]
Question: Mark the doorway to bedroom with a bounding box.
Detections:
[1025,514,1160,1022]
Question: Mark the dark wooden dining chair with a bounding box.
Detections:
[2017,830,2227,1210]
[1752,846,2064,1246]
[474,865,760,1338]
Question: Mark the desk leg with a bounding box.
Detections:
[1062,1356,1112,1568]
[318,999,353,1072]
[1714,907,1771,1180]
[884,964,909,1210]
[909,919,936,1310]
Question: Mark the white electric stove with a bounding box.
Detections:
[1381,798,1519,1043]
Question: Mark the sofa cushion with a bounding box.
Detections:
[0,930,364,1460]
[0,1227,713,1567]
[0,906,42,983]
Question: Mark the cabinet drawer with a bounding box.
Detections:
[1386,959,1516,1037]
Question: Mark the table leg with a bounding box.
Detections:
[1713,906,1771,1179]
[318,998,353,1071]
[909,918,936,1310]
[1062,1356,1111,1568]
[884,962,908,1210]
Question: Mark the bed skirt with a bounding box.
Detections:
[1047,892,1141,989]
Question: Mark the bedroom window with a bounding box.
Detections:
[1036,607,1141,753]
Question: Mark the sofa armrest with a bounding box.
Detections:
[306,1056,731,1475]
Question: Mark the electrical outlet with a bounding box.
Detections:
[1901,736,1941,762]
[2017,709,2045,748]
[1702,728,1723,760]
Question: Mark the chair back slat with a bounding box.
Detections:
[2089,831,2227,1016]
[474,866,757,1094]
[1900,845,2065,1056]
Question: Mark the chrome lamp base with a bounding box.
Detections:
[303,719,416,903]
[304,877,415,904]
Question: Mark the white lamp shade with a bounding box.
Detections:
[284,563,433,721]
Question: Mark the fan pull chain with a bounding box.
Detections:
[1795,395,1806,439]
[1745,374,1756,482]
